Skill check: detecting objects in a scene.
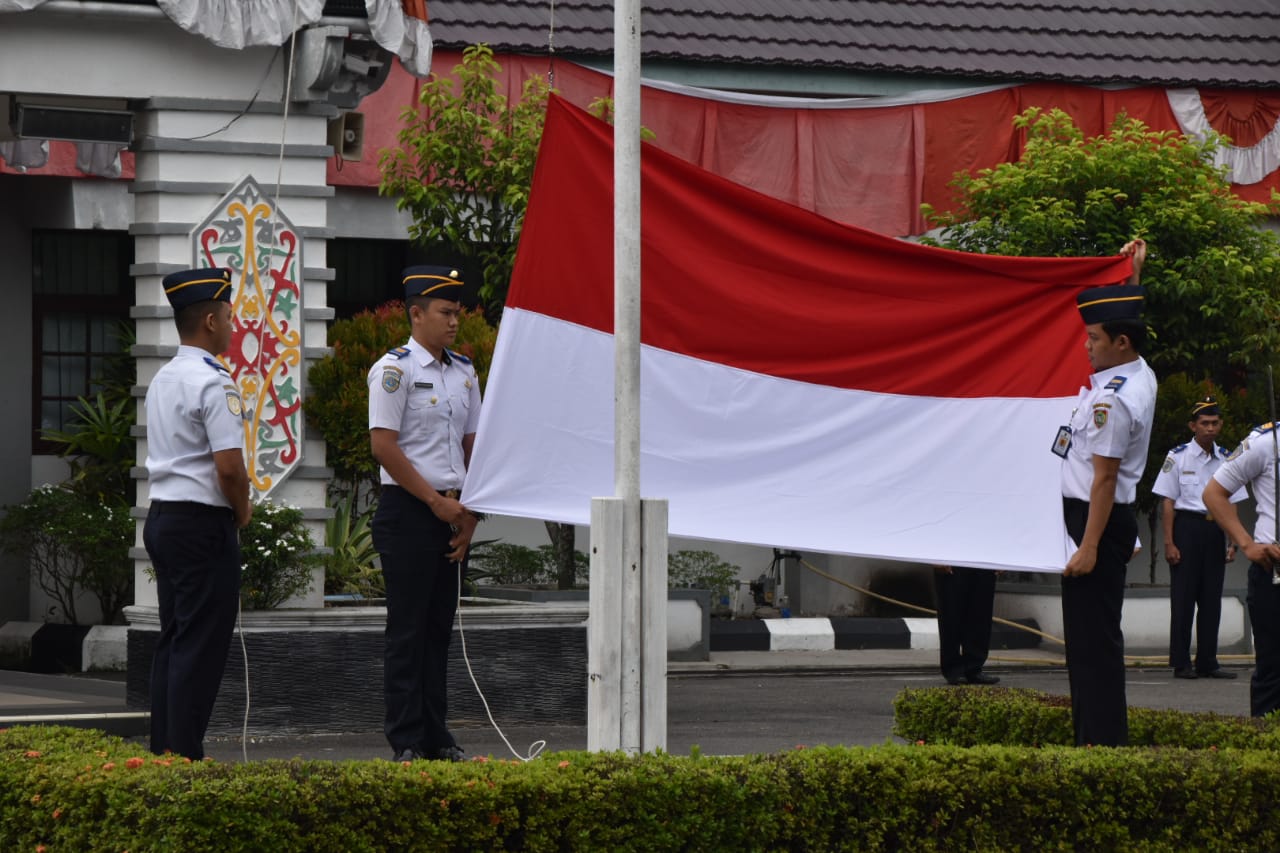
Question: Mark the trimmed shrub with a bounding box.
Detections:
[894,686,1280,749]
[6,726,1280,851]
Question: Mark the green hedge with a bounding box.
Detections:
[894,686,1280,749]
[6,725,1280,851]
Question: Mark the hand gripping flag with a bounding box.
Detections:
[462,95,1134,572]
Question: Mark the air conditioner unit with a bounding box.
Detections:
[327,111,364,161]
[11,103,133,145]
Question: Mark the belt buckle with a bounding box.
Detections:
[442,489,460,500]
[1205,512,1213,522]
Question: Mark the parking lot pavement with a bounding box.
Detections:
[1,650,1255,764]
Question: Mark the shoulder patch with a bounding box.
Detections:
[446,348,472,365]
[386,346,411,360]
[1227,441,1247,461]
[381,365,404,393]
[1103,375,1128,392]
[203,356,230,375]
[1160,456,1174,473]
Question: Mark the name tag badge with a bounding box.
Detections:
[414,382,434,389]
[1052,425,1072,458]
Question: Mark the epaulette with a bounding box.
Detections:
[1218,445,1232,458]
[203,356,230,375]
[445,348,472,365]
[1255,422,1278,436]
[1169,442,1188,454]
[1103,375,1128,392]
[386,346,411,360]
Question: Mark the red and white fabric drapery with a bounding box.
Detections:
[341,53,1280,236]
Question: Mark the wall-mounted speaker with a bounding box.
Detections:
[327,111,364,161]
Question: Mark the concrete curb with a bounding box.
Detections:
[710,616,1041,653]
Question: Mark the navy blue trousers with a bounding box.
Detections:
[935,566,997,681]
[143,502,240,760]
[1168,511,1227,673]
[1062,497,1135,747]
[373,485,460,753]
[1247,562,1280,717]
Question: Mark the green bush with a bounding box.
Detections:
[239,501,323,610]
[7,725,1280,851]
[667,550,739,599]
[322,491,382,598]
[894,686,1280,749]
[0,485,132,625]
[467,541,588,588]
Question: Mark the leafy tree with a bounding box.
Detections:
[379,44,550,311]
[924,107,1280,383]
[923,107,1280,575]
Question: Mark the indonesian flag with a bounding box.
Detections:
[462,96,1134,572]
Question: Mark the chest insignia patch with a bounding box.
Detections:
[382,366,403,393]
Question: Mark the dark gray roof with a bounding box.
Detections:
[427,0,1280,89]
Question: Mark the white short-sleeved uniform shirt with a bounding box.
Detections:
[368,337,482,491]
[1060,356,1158,504]
[1213,424,1280,545]
[1152,440,1247,513]
[144,345,246,507]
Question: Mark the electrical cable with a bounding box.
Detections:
[236,597,250,763]
[454,557,547,762]
[178,46,284,142]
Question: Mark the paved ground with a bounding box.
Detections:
[0,647,1255,763]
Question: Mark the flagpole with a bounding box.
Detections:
[588,0,666,754]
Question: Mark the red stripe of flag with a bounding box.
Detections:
[509,96,1133,399]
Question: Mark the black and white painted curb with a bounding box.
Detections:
[710,616,1041,653]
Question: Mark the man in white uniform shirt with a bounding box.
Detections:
[368,265,481,763]
[1152,396,1244,680]
[1205,423,1280,716]
[143,267,251,760]
[1058,238,1155,747]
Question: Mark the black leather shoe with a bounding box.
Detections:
[428,745,467,762]
[1173,668,1197,679]
[392,747,424,762]
[1201,668,1237,679]
[965,672,1000,685]
[944,674,965,685]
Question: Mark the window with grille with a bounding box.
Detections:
[31,230,133,453]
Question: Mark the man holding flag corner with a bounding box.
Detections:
[1057,238,1154,747]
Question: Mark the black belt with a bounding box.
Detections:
[150,500,233,517]
[1176,509,1214,522]
[1063,497,1135,510]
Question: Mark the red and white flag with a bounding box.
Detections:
[463,96,1133,572]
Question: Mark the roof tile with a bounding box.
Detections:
[427,0,1280,88]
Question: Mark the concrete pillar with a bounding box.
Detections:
[128,99,336,610]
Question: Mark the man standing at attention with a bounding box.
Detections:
[1152,397,1244,680]
[369,266,481,763]
[1059,238,1155,747]
[143,267,251,760]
